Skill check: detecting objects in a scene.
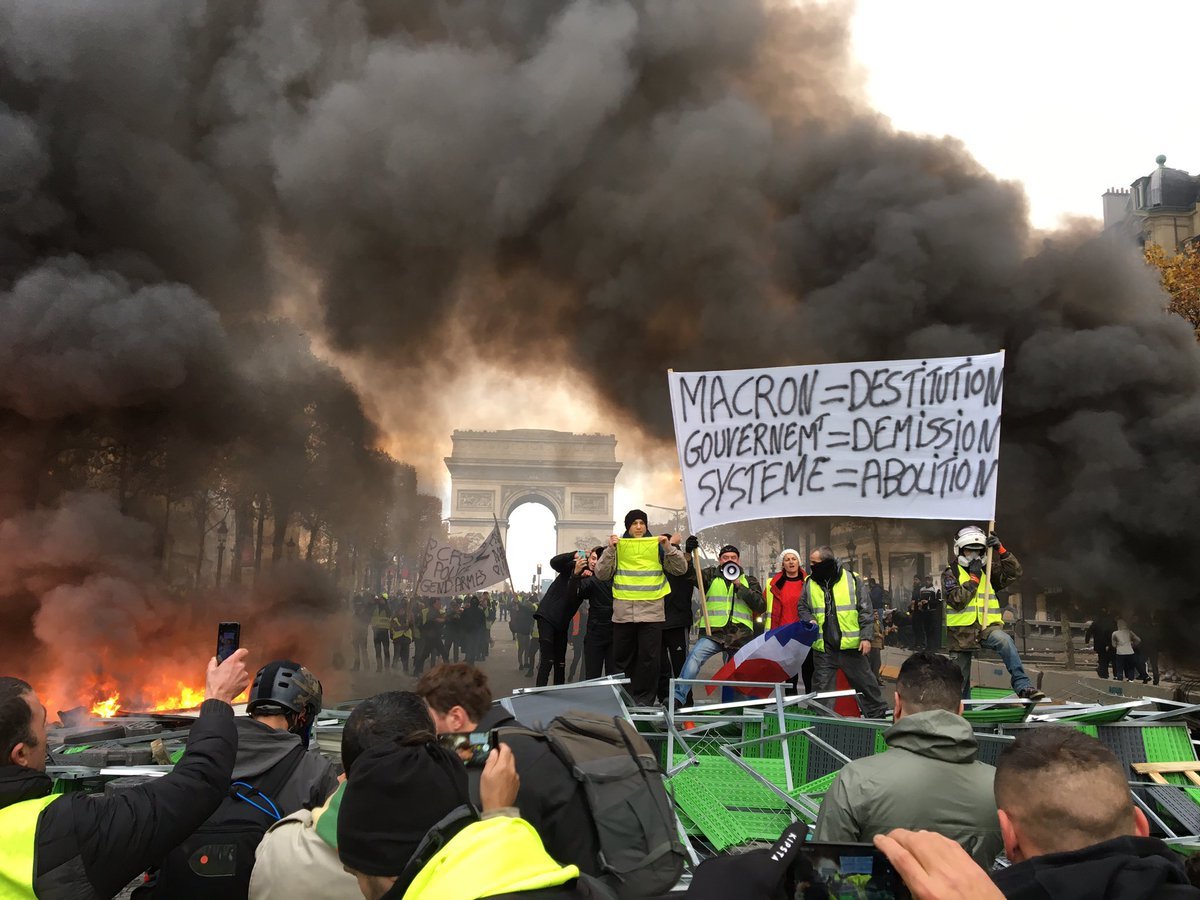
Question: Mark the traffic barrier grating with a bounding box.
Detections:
[669,766,747,851]
[1142,725,1200,810]
[970,687,1015,700]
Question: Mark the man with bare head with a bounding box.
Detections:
[988,727,1191,898]
[874,727,1200,899]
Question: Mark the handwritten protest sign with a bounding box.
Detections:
[417,526,510,596]
[668,352,1004,531]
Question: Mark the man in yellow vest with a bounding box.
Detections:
[672,542,765,707]
[0,650,250,899]
[799,546,889,718]
[593,509,688,707]
[943,525,1044,701]
[337,740,608,899]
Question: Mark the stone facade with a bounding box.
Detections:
[444,429,622,554]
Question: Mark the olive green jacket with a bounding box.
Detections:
[813,709,1003,868]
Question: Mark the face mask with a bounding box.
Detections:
[958,548,983,567]
[810,559,838,582]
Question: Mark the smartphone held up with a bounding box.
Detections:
[216,622,240,663]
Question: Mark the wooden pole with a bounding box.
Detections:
[984,519,996,600]
[693,547,712,636]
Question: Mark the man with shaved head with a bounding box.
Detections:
[873,727,1200,899]
[990,727,1196,898]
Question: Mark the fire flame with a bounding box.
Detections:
[89,682,207,717]
[91,694,121,717]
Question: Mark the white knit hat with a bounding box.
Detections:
[778,548,802,569]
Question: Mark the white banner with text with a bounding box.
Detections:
[668,352,1004,531]
[416,526,510,597]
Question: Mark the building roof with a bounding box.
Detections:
[1131,155,1199,212]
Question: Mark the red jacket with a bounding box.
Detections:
[768,572,806,628]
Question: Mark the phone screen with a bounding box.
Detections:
[216,622,240,663]
[439,731,495,767]
[793,842,910,900]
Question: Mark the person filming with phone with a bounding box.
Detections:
[0,649,251,899]
[415,664,598,880]
[532,550,589,686]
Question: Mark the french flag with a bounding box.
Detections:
[707,621,819,698]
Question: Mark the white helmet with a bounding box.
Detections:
[954,525,988,567]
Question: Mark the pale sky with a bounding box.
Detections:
[851,0,1199,230]
[455,1,1200,585]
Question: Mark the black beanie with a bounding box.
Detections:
[719,544,740,558]
[624,509,648,532]
[338,741,469,877]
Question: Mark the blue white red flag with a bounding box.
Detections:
[707,621,819,697]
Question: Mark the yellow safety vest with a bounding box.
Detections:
[404,816,579,900]
[808,571,862,653]
[0,794,58,898]
[945,567,1004,629]
[707,575,754,629]
[611,538,669,602]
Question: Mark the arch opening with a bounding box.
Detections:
[506,501,556,591]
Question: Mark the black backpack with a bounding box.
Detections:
[500,712,686,898]
[140,743,307,899]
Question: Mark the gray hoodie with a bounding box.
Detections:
[233,717,340,816]
[813,709,1003,868]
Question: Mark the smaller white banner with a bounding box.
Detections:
[417,526,510,596]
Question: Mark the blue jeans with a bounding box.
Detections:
[955,627,1032,697]
[674,637,737,705]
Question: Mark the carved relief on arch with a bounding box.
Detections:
[501,485,565,518]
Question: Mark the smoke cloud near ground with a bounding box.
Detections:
[0,494,348,714]
[2,0,1198,672]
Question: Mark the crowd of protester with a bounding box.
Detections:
[3,648,1199,899]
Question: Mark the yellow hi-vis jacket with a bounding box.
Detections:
[611,538,670,602]
[0,794,58,897]
[945,567,1004,629]
[808,571,863,653]
[404,815,579,900]
[706,575,755,629]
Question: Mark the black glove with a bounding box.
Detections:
[986,534,1002,549]
[967,557,985,578]
[684,535,699,554]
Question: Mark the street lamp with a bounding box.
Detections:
[646,504,687,535]
[846,535,857,569]
[215,521,228,587]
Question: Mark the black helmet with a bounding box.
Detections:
[246,660,323,730]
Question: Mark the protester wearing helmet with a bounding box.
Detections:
[944,526,1044,701]
[140,660,339,897]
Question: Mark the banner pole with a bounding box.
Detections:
[493,513,520,598]
[669,367,712,638]
[984,518,996,597]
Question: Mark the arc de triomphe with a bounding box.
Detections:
[444,430,622,555]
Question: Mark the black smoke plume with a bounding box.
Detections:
[2,0,1198,666]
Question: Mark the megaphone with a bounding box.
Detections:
[720,560,742,582]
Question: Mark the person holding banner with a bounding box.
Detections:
[672,542,766,707]
[799,546,889,718]
[593,509,688,706]
[943,526,1044,701]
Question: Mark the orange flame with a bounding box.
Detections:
[87,682,208,717]
[90,693,121,717]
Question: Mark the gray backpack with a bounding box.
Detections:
[501,711,685,898]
